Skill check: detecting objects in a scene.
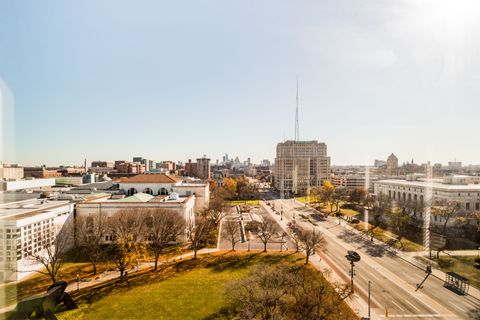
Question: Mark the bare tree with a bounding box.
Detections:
[144,209,185,270]
[287,222,302,253]
[228,264,355,320]
[432,200,462,236]
[285,266,352,319]
[228,264,292,320]
[24,227,72,284]
[205,192,229,225]
[257,218,279,252]
[369,193,391,240]
[331,187,349,212]
[188,218,213,259]
[431,200,462,258]
[386,206,411,249]
[109,209,146,280]
[222,219,241,251]
[298,228,326,265]
[75,213,108,275]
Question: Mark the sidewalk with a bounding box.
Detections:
[404,250,480,257]
[0,248,219,315]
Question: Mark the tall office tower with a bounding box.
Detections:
[196,156,211,180]
[274,140,331,197]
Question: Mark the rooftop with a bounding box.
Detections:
[84,193,193,204]
[376,179,480,191]
[119,174,182,184]
[0,198,71,221]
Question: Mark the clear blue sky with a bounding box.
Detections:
[1,1,479,166]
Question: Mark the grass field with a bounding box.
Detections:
[352,222,424,252]
[50,252,355,320]
[436,256,480,289]
[229,200,260,205]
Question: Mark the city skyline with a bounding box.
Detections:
[1,1,480,166]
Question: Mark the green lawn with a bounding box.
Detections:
[352,222,424,252]
[53,252,355,320]
[436,256,480,289]
[79,268,238,320]
[229,200,259,205]
[295,196,318,204]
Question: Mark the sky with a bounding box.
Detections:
[1,0,480,166]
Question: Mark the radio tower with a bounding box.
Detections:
[295,78,299,141]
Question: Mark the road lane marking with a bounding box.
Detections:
[379,314,456,318]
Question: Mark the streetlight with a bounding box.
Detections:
[280,232,286,252]
[281,205,283,221]
[367,280,371,320]
[345,251,361,293]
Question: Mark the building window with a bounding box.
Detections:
[466,203,470,210]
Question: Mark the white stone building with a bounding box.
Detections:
[0,199,74,282]
[75,192,195,242]
[0,178,56,192]
[118,174,209,211]
[374,175,480,226]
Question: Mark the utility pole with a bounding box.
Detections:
[368,280,371,319]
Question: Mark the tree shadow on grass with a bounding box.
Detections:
[205,252,299,273]
[202,305,237,320]
[337,229,391,258]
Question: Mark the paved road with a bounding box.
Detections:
[267,199,480,320]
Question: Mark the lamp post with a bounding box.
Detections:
[345,251,361,293]
[368,280,371,319]
[281,205,283,221]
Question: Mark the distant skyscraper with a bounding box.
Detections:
[274,140,331,196]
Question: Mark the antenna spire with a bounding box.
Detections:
[295,78,299,141]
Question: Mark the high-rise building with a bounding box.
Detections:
[274,140,331,196]
[196,156,211,180]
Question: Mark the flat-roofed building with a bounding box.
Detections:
[23,167,60,179]
[0,164,24,181]
[75,192,195,242]
[0,199,74,281]
[118,174,209,211]
[374,176,480,226]
[331,175,369,190]
[274,140,331,196]
[0,178,56,192]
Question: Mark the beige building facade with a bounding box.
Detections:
[274,140,331,196]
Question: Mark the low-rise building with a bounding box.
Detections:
[0,164,24,181]
[331,175,367,190]
[0,178,56,192]
[374,176,480,226]
[118,174,209,211]
[75,192,195,242]
[24,167,61,179]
